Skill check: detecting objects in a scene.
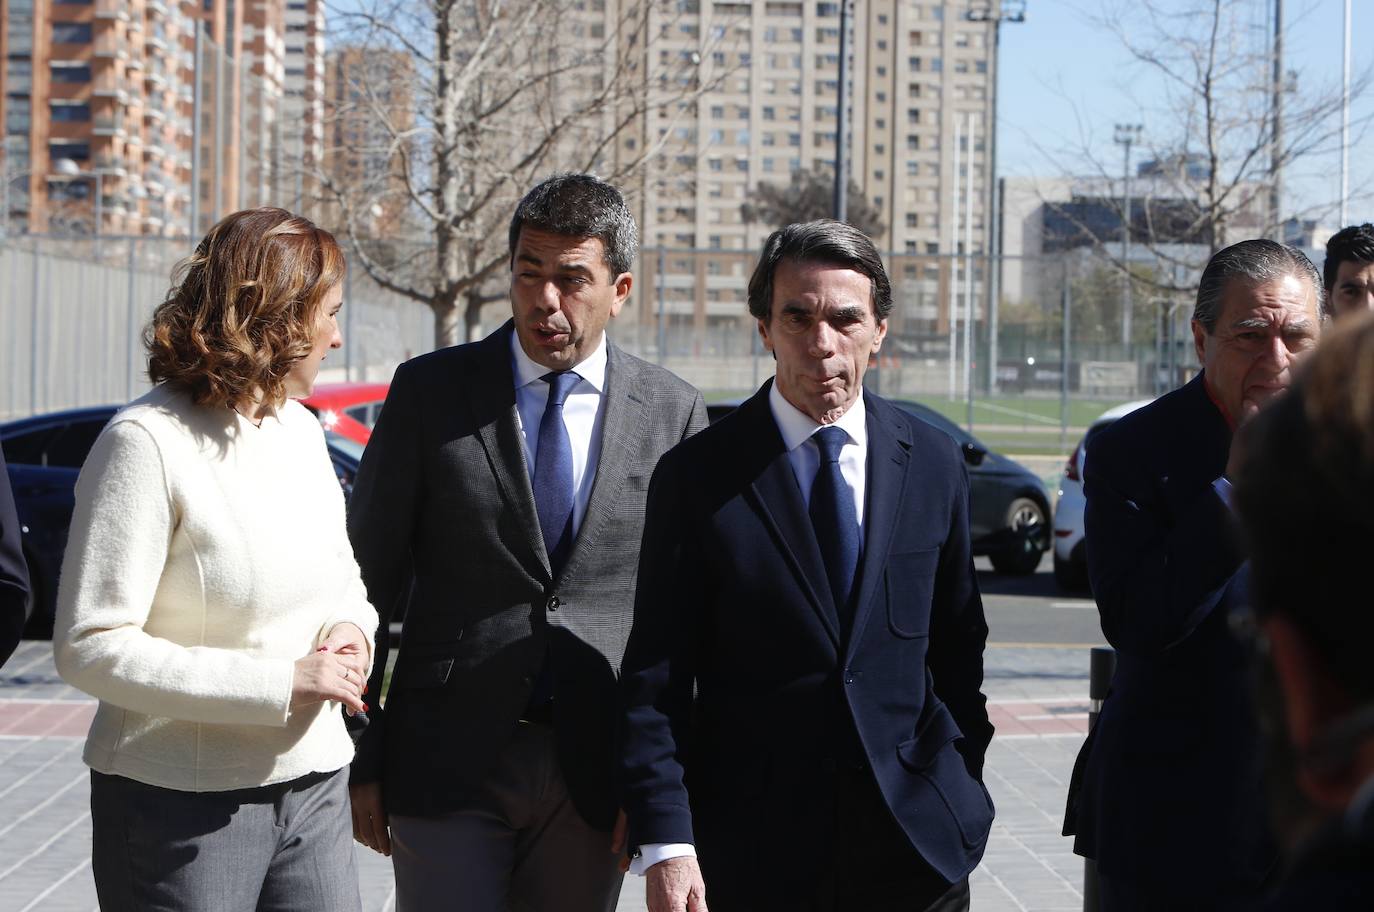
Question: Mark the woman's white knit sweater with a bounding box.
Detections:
[53,384,379,792]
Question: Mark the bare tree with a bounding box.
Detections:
[740,166,885,239]
[1033,0,1371,299]
[315,0,732,348]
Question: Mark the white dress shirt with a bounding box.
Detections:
[631,385,869,876]
[510,330,608,537]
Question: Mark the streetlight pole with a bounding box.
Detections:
[1112,123,1142,350]
[833,0,851,221]
[965,0,1025,394]
[1341,0,1351,226]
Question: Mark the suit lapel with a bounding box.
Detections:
[559,342,644,585]
[465,321,551,582]
[740,386,842,649]
[845,393,911,658]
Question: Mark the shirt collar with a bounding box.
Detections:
[768,381,868,453]
[509,328,608,394]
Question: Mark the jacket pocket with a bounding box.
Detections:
[896,703,994,849]
[886,547,940,638]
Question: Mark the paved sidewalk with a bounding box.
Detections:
[0,641,1093,911]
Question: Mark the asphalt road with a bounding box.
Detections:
[976,553,1106,648]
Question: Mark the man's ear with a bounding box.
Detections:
[1192,319,1209,366]
[1265,615,1360,809]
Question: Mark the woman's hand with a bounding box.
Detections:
[319,622,371,677]
[291,648,366,715]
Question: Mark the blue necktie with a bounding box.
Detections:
[532,371,579,576]
[810,426,860,624]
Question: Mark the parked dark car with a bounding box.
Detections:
[1,406,364,638]
[705,398,1050,575]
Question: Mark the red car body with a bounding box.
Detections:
[301,382,390,445]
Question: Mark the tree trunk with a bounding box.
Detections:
[433,297,462,350]
[465,287,487,343]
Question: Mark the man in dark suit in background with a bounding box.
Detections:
[0,449,30,667]
[347,173,707,911]
[1064,239,1326,909]
[1235,314,1374,910]
[1323,223,1374,321]
[619,220,994,912]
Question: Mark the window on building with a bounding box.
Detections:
[49,100,90,122]
[874,169,885,181]
[905,240,919,253]
[787,132,801,146]
[51,22,92,43]
[711,105,725,118]
[735,129,750,145]
[48,140,90,161]
[875,118,886,130]
[49,61,92,83]
[874,143,885,155]
[763,157,775,172]
[817,2,839,16]
[876,91,887,103]
[976,60,987,74]
[930,57,942,72]
[877,13,888,24]
[906,135,918,151]
[5,96,31,135]
[762,106,776,120]
[908,57,921,71]
[877,40,887,51]
[907,108,919,124]
[906,213,918,228]
[908,82,921,98]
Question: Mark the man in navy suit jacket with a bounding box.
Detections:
[1064,239,1326,909]
[618,220,994,912]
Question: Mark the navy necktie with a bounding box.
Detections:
[810,426,860,624]
[532,370,579,576]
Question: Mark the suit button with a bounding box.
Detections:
[547,595,560,611]
[844,669,859,685]
[522,675,534,686]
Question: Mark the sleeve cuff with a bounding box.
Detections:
[629,843,696,876]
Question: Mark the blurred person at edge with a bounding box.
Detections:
[52,207,378,912]
[1234,313,1374,910]
[0,447,30,667]
[1063,239,1326,910]
[1323,223,1374,320]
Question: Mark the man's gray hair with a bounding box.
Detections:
[508,173,639,279]
[1193,239,1327,332]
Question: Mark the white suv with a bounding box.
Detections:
[1053,399,1153,592]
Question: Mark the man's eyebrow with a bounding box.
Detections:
[516,252,543,267]
[830,305,867,321]
[1231,317,1273,330]
[779,302,812,315]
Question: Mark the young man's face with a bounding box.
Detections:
[1329,259,1374,321]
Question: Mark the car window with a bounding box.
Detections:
[1,427,57,466]
[45,419,111,468]
[345,403,380,428]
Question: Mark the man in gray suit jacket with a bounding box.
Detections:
[347,173,707,911]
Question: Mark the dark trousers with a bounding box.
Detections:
[815,767,970,912]
[388,721,623,912]
[90,767,361,912]
[707,765,970,912]
[1098,872,1260,912]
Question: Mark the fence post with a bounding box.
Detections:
[1083,645,1116,912]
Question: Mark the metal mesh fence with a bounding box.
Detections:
[2,234,1203,455]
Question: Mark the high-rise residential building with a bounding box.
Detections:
[1,0,197,237]
[618,0,996,349]
[321,45,413,235]
[280,0,325,213]
[0,0,293,240]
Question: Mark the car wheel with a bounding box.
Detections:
[989,497,1047,575]
[1053,553,1089,593]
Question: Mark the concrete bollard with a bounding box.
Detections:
[1083,645,1117,912]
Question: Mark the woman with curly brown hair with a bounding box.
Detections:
[53,207,378,911]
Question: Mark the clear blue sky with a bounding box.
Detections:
[998,0,1374,225]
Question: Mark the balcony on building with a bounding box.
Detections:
[94,0,131,21]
